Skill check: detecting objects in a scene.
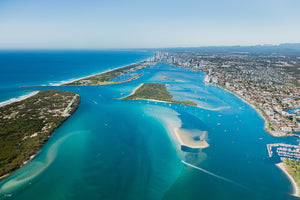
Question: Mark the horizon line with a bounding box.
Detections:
[0,42,299,51]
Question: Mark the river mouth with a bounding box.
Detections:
[0,59,298,200]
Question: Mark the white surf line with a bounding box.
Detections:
[0,91,39,108]
[182,160,251,191]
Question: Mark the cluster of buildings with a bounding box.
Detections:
[153,51,300,136]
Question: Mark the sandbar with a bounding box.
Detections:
[174,128,209,149]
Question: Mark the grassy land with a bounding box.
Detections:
[63,62,148,86]
[283,159,300,189]
[123,83,197,106]
[0,90,80,177]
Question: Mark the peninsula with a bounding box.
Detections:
[63,61,150,86]
[0,90,80,178]
[122,83,197,107]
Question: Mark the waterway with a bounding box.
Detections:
[0,52,298,199]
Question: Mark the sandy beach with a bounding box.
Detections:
[0,91,39,108]
[0,173,9,180]
[0,59,152,108]
[128,83,144,97]
[54,67,121,86]
[276,162,299,197]
[140,99,170,104]
[55,59,151,86]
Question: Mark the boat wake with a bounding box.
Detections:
[181,160,251,191]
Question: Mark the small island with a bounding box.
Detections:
[0,90,80,178]
[63,62,149,86]
[122,83,197,107]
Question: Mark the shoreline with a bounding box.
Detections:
[214,83,282,137]
[0,174,9,180]
[124,98,185,105]
[121,83,197,107]
[0,154,37,181]
[0,91,81,180]
[56,59,152,86]
[126,83,144,97]
[173,127,209,149]
[122,97,170,104]
[0,91,39,108]
[0,57,152,178]
[276,162,299,197]
[0,57,153,108]
[203,76,300,196]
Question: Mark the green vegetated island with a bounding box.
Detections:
[0,90,80,178]
[63,62,149,86]
[123,83,197,107]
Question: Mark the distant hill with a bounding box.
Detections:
[158,43,300,56]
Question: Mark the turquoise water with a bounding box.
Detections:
[0,55,299,199]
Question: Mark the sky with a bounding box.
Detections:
[0,0,299,49]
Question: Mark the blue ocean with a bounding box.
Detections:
[0,51,298,200]
[0,50,152,102]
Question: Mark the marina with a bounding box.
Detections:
[267,143,300,161]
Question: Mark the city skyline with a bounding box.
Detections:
[0,0,300,49]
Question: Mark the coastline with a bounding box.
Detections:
[122,83,197,107]
[56,59,152,86]
[168,67,288,137]
[214,83,279,137]
[276,162,299,197]
[0,91,81,179]
[127,83,144,97]
[0,91,39,108]
[0,57,152,180]
[123,97,192,106]
[0,174,9,180]
[203,76,300,197]
[0,154,37,181]
[171,67,274,127]
[122,96,171,104]
[0,57,153,108]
